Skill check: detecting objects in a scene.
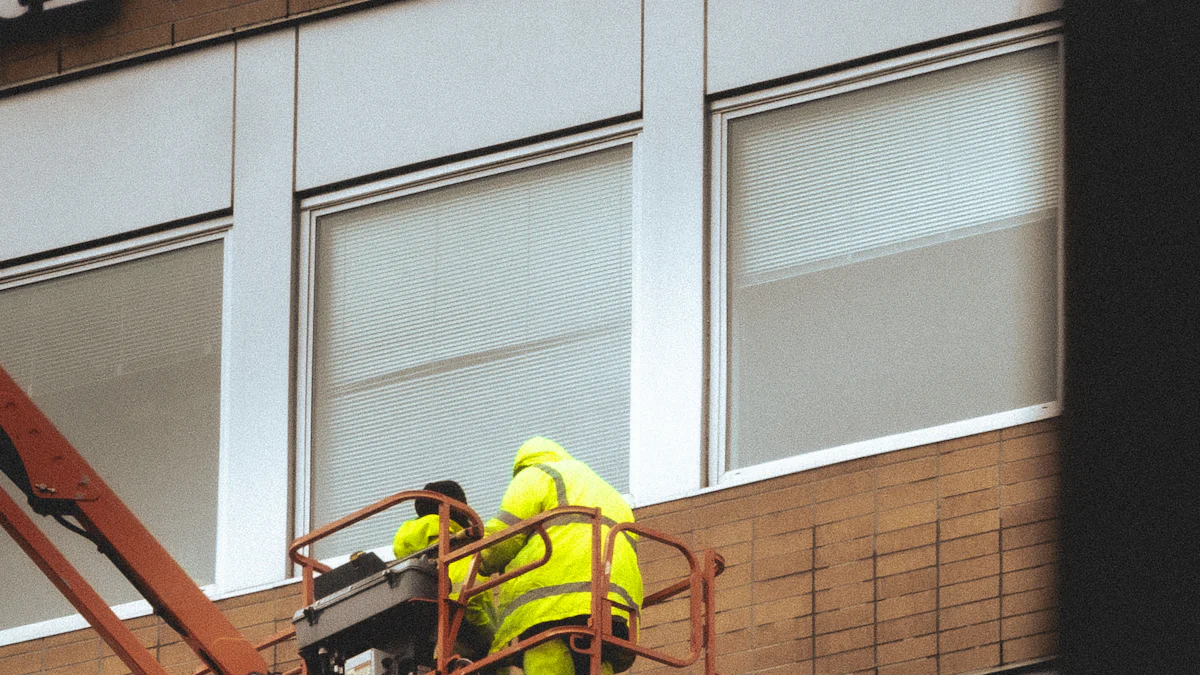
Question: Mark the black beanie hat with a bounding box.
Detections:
[415,480,470,527]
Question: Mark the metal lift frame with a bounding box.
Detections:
[284,490,725,675]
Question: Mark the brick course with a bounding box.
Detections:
[0,420,1059,675]
[0,0,375,89]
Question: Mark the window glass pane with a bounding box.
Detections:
[0,241,223,631]
[311,146,632,558]
[725,46,1061,470]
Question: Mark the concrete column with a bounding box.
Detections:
[216,28,297,591]
[630,0,709,504]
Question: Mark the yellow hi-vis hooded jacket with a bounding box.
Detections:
[393,514,496,629]
[480,437,643,652]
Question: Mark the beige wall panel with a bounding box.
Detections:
[0,46,235,261]
[707,0,1060,93]
[295,0,641,191]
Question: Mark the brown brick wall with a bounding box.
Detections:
[629,418,1060,675]
[0,419,1059,675]
[0,0,366,89]
[0,583,306,675]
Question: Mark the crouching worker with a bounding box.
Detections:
[393,480,496,664]
[480,437,643,675]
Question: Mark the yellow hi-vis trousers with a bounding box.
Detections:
[523,639,614,675]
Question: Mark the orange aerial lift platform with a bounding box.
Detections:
[0,364,724,675]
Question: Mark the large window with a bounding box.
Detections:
[0,237,224,633]
[299,136,635,558]
[711,37,1062,480]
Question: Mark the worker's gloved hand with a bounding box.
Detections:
[407,531,479,561]
[450,524,484,546]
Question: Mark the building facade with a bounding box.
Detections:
[1,1,1062,674]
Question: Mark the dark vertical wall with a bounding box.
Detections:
[1060,2,1200,673]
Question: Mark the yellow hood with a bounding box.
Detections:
[511,436,573,477]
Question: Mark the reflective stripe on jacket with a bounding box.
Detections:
[480,437,643,651]
[393,514,495,628]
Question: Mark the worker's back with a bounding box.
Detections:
[481,436,643,656]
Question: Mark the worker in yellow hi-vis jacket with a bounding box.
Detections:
[393,480,496,662]
[480,437,643,675]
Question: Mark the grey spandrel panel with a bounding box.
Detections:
[295,0,640,191]
[729,217,1058,469]
[707,0,1061,93]
[0,46,234,261]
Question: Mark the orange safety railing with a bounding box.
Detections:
[445,508,725,675]
[238,490,724,675]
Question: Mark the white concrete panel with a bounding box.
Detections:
[296,0,640,191]
[707,0,1061,92]
[217,30,297,592]
[630,0,706,506]
[0,47,234,261]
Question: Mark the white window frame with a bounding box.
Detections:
[293,121,643,554]
[0,217,233,646]
[707,22,1066,489]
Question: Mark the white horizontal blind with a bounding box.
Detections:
[725,45,1062,470]
[0,242,222,631]
[730,46,1061,286]
[311,146,633,557]
[0,244,223,398]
